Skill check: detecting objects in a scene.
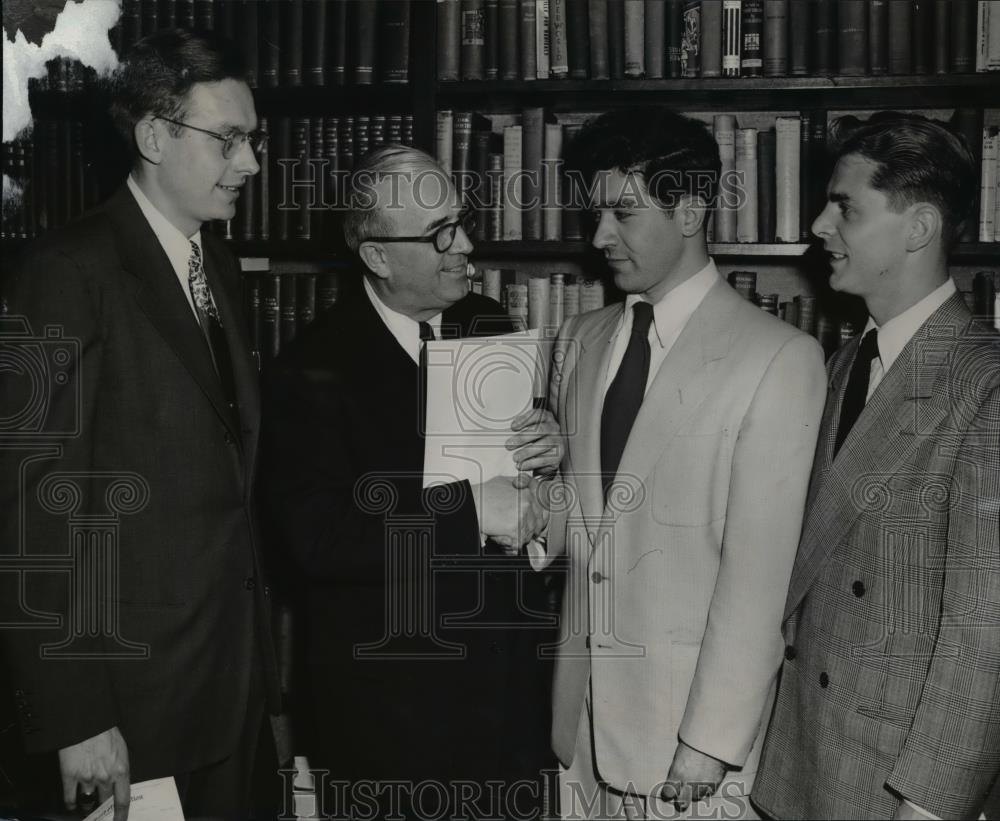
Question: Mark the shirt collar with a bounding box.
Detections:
[363,275,442,363]
[127,174,201,268]
[612,259,720,347]
[861,278,957,374]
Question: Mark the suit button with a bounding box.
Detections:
[591,571,604,584]
[224,432,235,445]
[263,584,271,598]
[244,577,256,590]
[784,645,796,661]
[852,580,866,597]
[819,672,829,688]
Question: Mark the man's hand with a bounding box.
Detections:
[58,726,131,821]
[506,408,564,476]
[473,475,548,551]
[660,740,727,813]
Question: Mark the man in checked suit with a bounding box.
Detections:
[752,114,1000,819]
[261,145,561,819]
[538,107,828,819]
[0,31,279,820]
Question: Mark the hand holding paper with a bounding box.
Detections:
[472,475,548,551]
[506,407,564,476]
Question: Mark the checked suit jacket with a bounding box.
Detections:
[753,292,1000,820]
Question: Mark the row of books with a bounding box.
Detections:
[438,0,1000,82]
[472,268,608,328]
[0,121,103,240]
[244,271,340,362]
[981,126,1000,243]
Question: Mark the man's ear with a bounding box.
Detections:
[358,241,390,278]
[906,203,940,253]
[675,193,708,237]
[134,118,162,165]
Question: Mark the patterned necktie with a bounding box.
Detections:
[834,328,880,457]
[600,301,655,502]
[188,241,239,421]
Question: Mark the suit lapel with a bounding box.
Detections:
[783,294,970,619]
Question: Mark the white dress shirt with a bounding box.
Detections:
[862,278,957,402]
[603,259,720,396]
[127,175,202,320]
[363,276,442,365]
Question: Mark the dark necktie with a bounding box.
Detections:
[601,301,655,502]
[418,321,435,436]
[834,328,880,457]
[188,241,239,421]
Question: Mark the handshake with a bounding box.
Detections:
[471,408,564,552]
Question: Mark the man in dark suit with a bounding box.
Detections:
[261,145,561,819]
[752,114,1000,819]
[0,30,279,820]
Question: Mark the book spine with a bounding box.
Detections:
[194,0,213,30]
[551,0,570,75]
[298,274,317,331]
[722,0,741,76]
[503,125,524,240]
[624,0,646,76]
[260,0,281,88]
[646,0,667,79]
[809,109,828,224]
[763,0,787,76]
[483,268,503,302]
[682,0,701,76]
[338,115,354,175]
[485,0,500,78]
[567,0,590,77]
[562,123,584,240]
[438,0,462,80]
[487,152,504,239]
[461,0,486,79]
[292,117,311,240]
[972,271,997,321]
[543,122,564,240]
[666,0,684,77]
[868,0,888,73]
[472,127,492,240]
[888,0,913,74]
[736,127,758,242]
[141,0,158,36]
[788,0,809,73]
[981,0,1000,70]
[563,274,580,318]
[436,110,454,174]
[775,116,800,243]
[238,0,258,87]
[740,0,762,75]
[177,0,194,29]
[453,112,473,190]
[838,0,868,75]
[318,273,340,312]
[714,114,737,242]
[121,0,141,53]
[951,0,975,71]
[262,274,281,361]
[812,0,835,74]
[976,0,988,71]
[280,275,298,346]
[500,0,520,79]
[549,272,566,327]
[700,0,723,76]
[330,0,348,85]
[579,279,606,311]
[912,0,931,72]
[522,107,545,240]
[528,276,550,329]
[980,126,998,242]
[536,0,550,77]
[932,0,950,73]
[799,110,811,241]
[280,0,304,87]
[258,118,270,240]
[354,0,378,84]
[246,275,262,356]
[589,0,610,77]
[608,0,627,78]
[757,128,776,243]
[382,0,412,82]
[507,283,529,329]
[520,0,539,79]
[304,0,327,85]
[160,0,177,30]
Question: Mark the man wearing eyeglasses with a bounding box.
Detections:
[260,144,562,819]
[1,29,278,821]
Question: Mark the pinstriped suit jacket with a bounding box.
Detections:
[753,294,1000,820]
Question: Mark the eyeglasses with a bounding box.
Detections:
[362,210,477,253]
[154,116,268,159]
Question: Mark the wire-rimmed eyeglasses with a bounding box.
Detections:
[362,210,477,253]
[154,115,268,159]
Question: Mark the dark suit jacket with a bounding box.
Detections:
[261,283,555,791]
[754,294,1000,819]
[0,187,280,783]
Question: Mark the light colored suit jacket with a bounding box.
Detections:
[544,273,827,795]
[753,294,1000,820]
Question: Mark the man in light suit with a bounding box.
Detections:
[752,114,1000,820]
[540,107,828,819]
[0,30,279,820]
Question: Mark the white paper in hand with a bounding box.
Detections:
[422,328,549,488]
[83,777,184,821]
